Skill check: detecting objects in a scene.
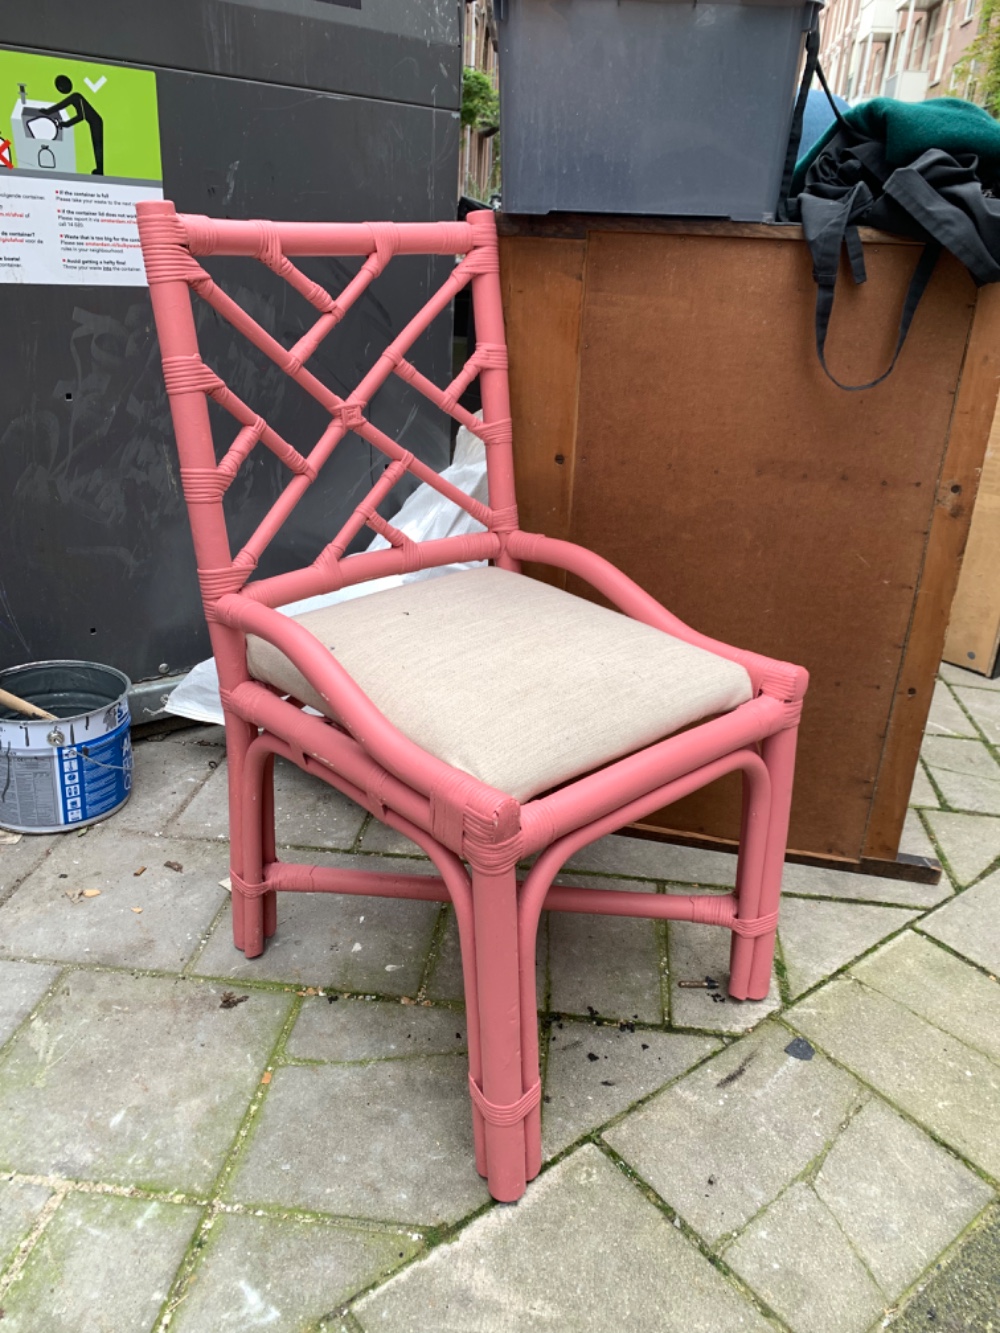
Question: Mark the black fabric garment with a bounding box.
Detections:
[788,117,1000,391]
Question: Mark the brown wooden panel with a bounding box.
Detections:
[549,229,979,860]
[498,215,919,247]
[500,236,586,589]
[865,284,1000,858]
[943,385,1000,678]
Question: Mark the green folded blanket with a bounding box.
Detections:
[792,96,1000,195]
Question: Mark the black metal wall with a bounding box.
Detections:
[0,0,461,682]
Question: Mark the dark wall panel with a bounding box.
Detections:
[0,17,460,681]
[0,0,461,108]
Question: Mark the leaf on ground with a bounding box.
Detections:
[220,991,249,1010]
[163,860,183,873]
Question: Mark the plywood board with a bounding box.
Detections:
[865,283,1000,858]
[502,224,994,864]
[943,394,1000,678]
[501,237,586,588]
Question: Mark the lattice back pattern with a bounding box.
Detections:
[136,202,518,614]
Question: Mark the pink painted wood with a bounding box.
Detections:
[137,201,808,1203]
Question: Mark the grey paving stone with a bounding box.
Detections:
[922,735,1000,780]
[724,1181,884,1333]
[929,769,1000,816]
[0,1191,200,1333]
[780,858,949,908]
[920,870,1000,975]
[777,897,917,999]
[908,762,940,809]
[434,872,642,1017]
[170,1211,418,1333]
[926,682,978,738]
[789,978,1000,1178]
[953,685,1000,744]
[852,932,1000,1065]
[358,820,430,858]
[0,1178,52,1271]
[549,879,662,1023]
[226,1059,489,1225]
[604,1024,863,1244]
[0,835,57,904]
[542,1021,718,1159]
[353,1144,772,1333]
[923,738,1000,814]
[0,969,292,1192]
[0,828,228,971]
[424,907,479,1004]
[287,996,466,1063]
[174,756,366,850]
[114,736,217,834]
[193,857,440,995]
[668,916,780,1033]
[924,810,1000,887]
[0,961,59,1047]
[564,833,737,886]
[888,1204,1000,1333]
[813,1098,994,1300]
[939,662,1000,691]
[425,905,547,1009]
[165,723,227,749]
[899,808,941,862]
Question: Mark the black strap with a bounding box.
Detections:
[814,240,941,391]
[777,17,821,222]
[815,57,851,136]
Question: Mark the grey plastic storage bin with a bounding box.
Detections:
[497,0,820,220]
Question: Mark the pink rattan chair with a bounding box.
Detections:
[138,201,808,1204]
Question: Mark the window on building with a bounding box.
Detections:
[965,0,977,21]
[924,5,941,69]
[912,16,925,69]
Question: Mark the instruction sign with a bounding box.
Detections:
[0,50,162,285]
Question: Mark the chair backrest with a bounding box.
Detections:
[136,202,518,617]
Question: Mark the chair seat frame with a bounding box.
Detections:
[138,201,808,1203]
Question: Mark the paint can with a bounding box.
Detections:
[0,660,132,834]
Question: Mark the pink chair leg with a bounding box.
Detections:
[471,865,528,1202]
[748,725,800,1000]
[517,890,547,1184]
[728,759,772,1001]
[225,712,256,955]
[234,732,271,960]
[261,752,278,940]
[736,730,805,1002]
[449,883,488,1177]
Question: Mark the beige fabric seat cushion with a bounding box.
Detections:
[246,567,753,803]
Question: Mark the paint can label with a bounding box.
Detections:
[0,702,131,831]
[57,714,132,824]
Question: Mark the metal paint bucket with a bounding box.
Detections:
[0,661,133,834]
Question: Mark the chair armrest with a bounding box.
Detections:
[506,532,808,702]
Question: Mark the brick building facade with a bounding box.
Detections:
[820,0,984,104]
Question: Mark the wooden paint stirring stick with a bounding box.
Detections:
[0,687,57,722]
